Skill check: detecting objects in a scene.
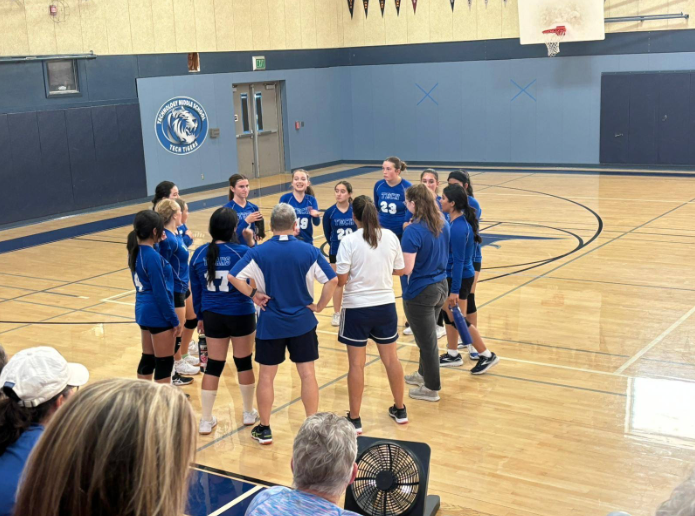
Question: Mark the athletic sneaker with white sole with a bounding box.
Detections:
[408,385,440,402]
[243,409,259,426]
[175,359,200,376]
[331,312,341,327]
[404,371,424,386]
[470,352,499,375]
[184,354,200,366]
[188,340,198,356]
[345,413,363,435]
[439,352,463,367]
[251,424,273,445]
[171,372,193,386]
[436,325,446,339]
[468,344,480,361]
[199,416,218,435]
[388,404,408,424]
[403,325,413,335]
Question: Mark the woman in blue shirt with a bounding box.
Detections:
[280,169,320,244]
[225,174,265,242]
[373,156,412,239]
[175,197,194,247]
[190,208,259,435]
[438,185,499,375]
[127,210,181,384]
[400,184,449,403]
[322,181,357,327]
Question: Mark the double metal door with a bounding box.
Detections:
[233,82,285,177]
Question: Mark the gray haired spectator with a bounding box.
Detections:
[0,345,7,376]
[656,470,695,516]
[245,412,360,516]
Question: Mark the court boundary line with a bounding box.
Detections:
[208,485,264,516]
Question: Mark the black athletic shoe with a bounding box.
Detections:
[251,424,273,445]
[172,372,193,386]
[439,352,463,368]
[346,412,363,435]
[470,352,500,375]
[388,405,408,424]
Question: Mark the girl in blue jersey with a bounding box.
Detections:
[438,185,499,374]
[151,180,179,208]
[224,174,265,242]
[322,181,357,327]
[154,200,198,383]
[280,169,320,244]
[175,198,194,248]
[190,208,259,435]
[373,156,412,239]
[127,210,180,385]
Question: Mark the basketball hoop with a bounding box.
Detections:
[542,25,566,57]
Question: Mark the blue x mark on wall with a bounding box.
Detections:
[511,79,536,102]
[416,83,439,105]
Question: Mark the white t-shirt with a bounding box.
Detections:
[336,228,405,309]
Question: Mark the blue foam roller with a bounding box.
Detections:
[451,305,473,345]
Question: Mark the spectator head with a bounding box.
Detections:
[14,378,196,516]
[292,412,358,498]
[0,345,7,376]
[656,469,695,516]
[0,347,88,455]
[270,203,297,233]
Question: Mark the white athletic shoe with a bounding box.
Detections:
[243,409,259,426]
[404,371,425,387]
[199,416,218,435]
[188,340,198,355]
[175,359,200,376]
[331,312,341,327]
[436,325,446,339]
[184,354,200,366]
[403,325,413,335]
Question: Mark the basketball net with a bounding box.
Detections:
[542,26,566,57]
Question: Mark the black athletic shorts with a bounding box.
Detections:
[439,276,475,325]
[174,289,191,308]
[338,303,399,347]
[203,311,256,339]
[329,254,337,264]
[255,327,319,366]
[138,325,173,335]
[473,262,482,272]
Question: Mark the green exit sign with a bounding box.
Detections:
[253,56,266,71]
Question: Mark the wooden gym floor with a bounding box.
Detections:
[1,163,695,516]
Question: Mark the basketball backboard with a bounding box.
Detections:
[518,0,605,45]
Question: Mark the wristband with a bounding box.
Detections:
[249,288,257,298]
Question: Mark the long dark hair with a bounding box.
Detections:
[405,184,444,237]
[352,195,381,249]
[447,170,474,197]
[206,208,240,287]
[229,174,249,201]
[0,387,70,455]
[443,184,482,244]
[152,181,177,208]
[127,211,164,272]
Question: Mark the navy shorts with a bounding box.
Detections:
[473,262,482,272]
[255,327,319,365]
[338,303,399,347]
[174,289,191,308]
[138,325,173,335]
[203,311,256,339]
[329,254,337,264]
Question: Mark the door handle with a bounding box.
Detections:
[614,133,623,138]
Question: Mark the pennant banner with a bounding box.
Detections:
[450,0,455,10]
[412,0,417,14]
[347,0,354,18]
[380,0,385,16]
[395,0,401,15]
[363,0,368,17]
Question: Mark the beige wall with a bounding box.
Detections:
[1,0,694,57]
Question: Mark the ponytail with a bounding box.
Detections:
[127,211,164,272]
[386,156,407,174]
[448,170,474,197]
[206,207,240,285]
[127,231,139,272]
[352,195,381,249]
[306,185,316,197]
[292,169,315,197]
[152,181,177,209]
[443,184,482,244]
[206,242,220,287]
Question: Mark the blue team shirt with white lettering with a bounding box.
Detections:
[322,204,357,256]
[447,216,476,293]
[157,229,190,294]
[279,193,320,243]
[223,200,260,240]
[190,243,255,318]
[469,196,483,263]
[230,235,336,340]
[373,179,412,237]
[132,245,179,328]
[401,220,450,300]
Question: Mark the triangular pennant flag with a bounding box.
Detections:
[450,0,455,10]
[380,0,385,16]
[395,0,401,15]
[363,0,368,17]
[412,0,417,13]
[347,0,354,18]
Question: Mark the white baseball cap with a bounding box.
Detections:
[0,347,89,407]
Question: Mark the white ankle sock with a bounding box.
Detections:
[201,390,217,421]
[480,349,492,358]
[239,383,255,413]
[448,349,459,357]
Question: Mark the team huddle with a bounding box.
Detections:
[127,157,499,444]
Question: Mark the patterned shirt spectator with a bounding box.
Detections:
[245,486,360,516]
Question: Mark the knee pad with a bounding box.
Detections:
[205,358,226,377]
[233,354,253,372]
[184,318,198,330]
[154,356,175,381]
[467,293,477,315]
[137,354,156,376]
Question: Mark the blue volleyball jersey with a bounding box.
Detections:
[279,193,320,243]
[469,196,483,263]
[223,200,260,240]
[132,245,179,328]
[190,243,255,318]
[229,235,337,340]
[400,220,450,300]
[322,204,357,256]
[177,224,194,247]
[447,216,476,293]
[157,229,190,294]
[373,179,412,237]
[404,195,450,224]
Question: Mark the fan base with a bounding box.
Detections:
[425,494,441,516]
